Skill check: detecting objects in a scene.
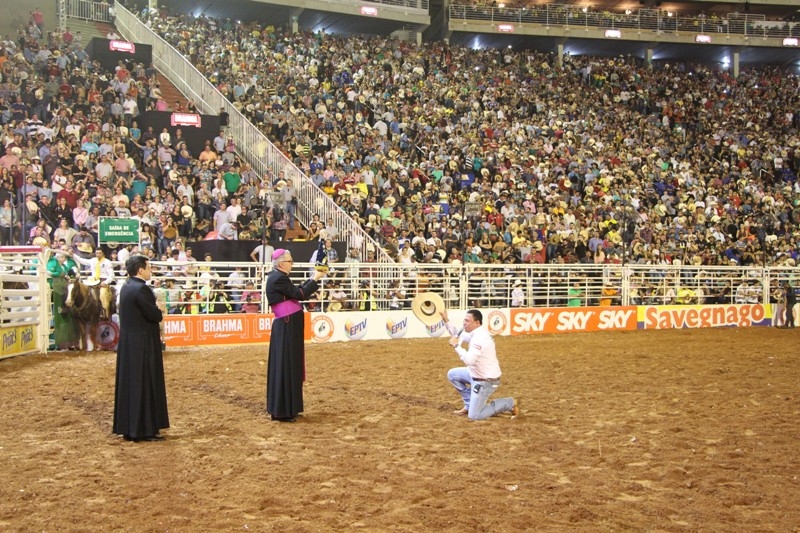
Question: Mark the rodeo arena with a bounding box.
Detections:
[1,0,800,530]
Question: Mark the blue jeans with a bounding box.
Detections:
[447,367,514,420]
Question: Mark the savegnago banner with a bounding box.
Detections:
[638,304,771,329]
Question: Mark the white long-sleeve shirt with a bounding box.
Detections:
[450,323,502,380]
[73,255,116,284]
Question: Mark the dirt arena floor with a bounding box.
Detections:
[1,327,799,532]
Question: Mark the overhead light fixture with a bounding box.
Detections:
[360,6,378,16]
[695,35,712,44]
[604,29,621,38]
[783,38,799,46]
[497,24,515,32]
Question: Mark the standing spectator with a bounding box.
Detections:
[781,282,797,328]
[250,237,275,266]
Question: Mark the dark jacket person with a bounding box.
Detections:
[113,255,169,442]
[266,249,325,422]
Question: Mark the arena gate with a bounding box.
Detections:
[0,247,51,359]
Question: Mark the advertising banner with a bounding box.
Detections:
[509,306,638,335]
[0,324,37,359]
[164,313,309,347]
[638,304,772,329]
[308,309,509,343]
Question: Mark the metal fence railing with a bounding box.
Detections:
[5,252,798,317]
[449,4,800,40]
[138,261,796,314]
[64,0,113,23]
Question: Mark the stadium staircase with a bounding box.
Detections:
[152,73,188,112]
[64,17,111,42]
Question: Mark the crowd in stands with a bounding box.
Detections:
[1,7,799,283]
[140,8,799,269]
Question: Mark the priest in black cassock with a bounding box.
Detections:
[113,255,170,442]
[266,248,326,422]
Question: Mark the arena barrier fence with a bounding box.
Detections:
[2,253,796,352]
[0,248,52,359]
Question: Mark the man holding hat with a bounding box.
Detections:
[265,248,326,422]
[440,308,519,421]
[72,226,95,258]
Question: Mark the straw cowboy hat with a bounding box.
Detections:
[411,292,446,326]
[76,242,94,254]
[328,301,343,312]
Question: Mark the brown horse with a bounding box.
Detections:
[64,278,116,351]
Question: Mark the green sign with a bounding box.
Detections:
[98,217,139,244]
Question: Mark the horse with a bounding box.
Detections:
[64,277,117,351]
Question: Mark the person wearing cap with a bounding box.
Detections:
[265,249,326,422]
[440,308,519,420]
[113,254,169,442]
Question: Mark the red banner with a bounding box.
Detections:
[162,314,311,347]
[510,307,637,335]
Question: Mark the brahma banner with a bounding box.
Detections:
[638,304,771,329]
[163,313,308,347]
[510,307,637,335]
